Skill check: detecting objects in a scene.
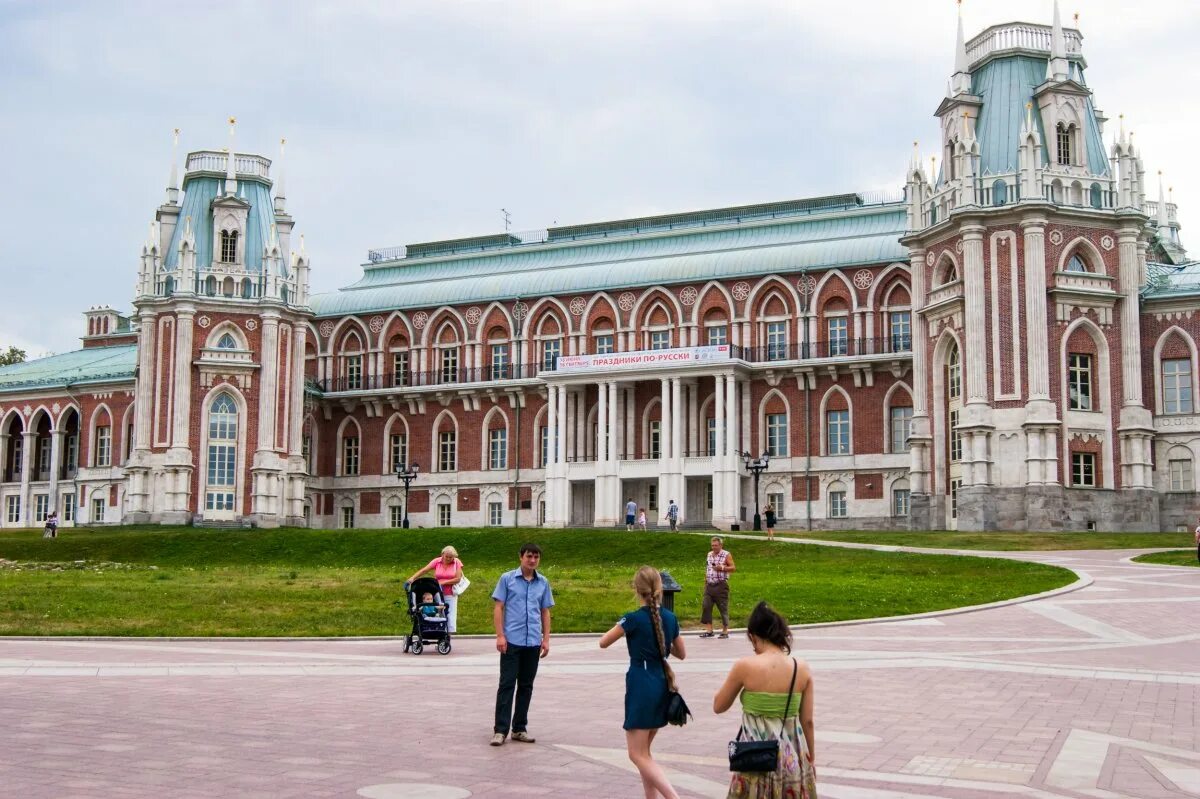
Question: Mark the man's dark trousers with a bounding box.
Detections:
[495,645,541,734]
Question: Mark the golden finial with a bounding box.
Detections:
[281,137,286,147]
[173,127,180,139]
[228,116,237,126]
[1074,12,1079,25]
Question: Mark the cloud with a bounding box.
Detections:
[0,0,1197,354]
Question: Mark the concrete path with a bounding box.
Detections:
[0,547,1196,798]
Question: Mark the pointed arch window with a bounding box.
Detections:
[220,230,239,264]
[1065,253,1089,273]
[1055,123,1074,166]
[205,393,238,515]
[947,345,962,400]
[216,333,238,350]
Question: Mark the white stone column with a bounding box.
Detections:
[289,324,306,457]
[962,225,988,405]
[686,381,698,456]
[607,382,619,460]
[134,311,157,452]
[19,431,35,525]
[48,429,64,514]
[1116,227,1154,488]
[170,308,195,449]
[715,375,726,457]
[907,247,931,496]
[556,383,568,464]
[256,315,280,452]
[671,378,683,463]
[625,388,635,459]
[597,382,609,463]
[660,379,671,460]
[546,386,558,469]
[1021,217,1053,403]
[740,380,751,454]
[725,374,738,457]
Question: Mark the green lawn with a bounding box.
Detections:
[0,526,1074,636]
[1132,550,1200,567]
[771,531,1193,551]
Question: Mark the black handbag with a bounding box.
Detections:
[664,688,692,726]
[728,658,798,772]
[657,630,691,726]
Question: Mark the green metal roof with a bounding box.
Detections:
[312,203,908,318]
[0,345,137,393]
[1143,261,1200,299]
[163,175,285,276]
[972,55,1108,178]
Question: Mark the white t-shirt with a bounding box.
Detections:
[626,501,637,517]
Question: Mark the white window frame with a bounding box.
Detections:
[34,494,48,523]
[437,502,452,526]
[1169,458,1194,492]
[649,420,661,459]
[706,324,728,346]
[342,435,360,476]
[392,351,409,387]
[62,493,75,522]
[826,316,848,356]
[95,425,112,467]
[541,338,562,370]
[1162,358,1193,415]
[390,505,404,528]
[389,433,408,473]
[489,428,508,470]
[890,406,913,453]
[345,353,363,390]
[828,490,847,518]
[490,343,510,380]
[6,495,20,523]
[649,330,671,351]
[594,333,615,355]
[440,346,459,384]
[92,496,105,523]
[439,430,457,472]
[826,409,850,455]
[766,413,788,457]
[765,320,788,361]
[1068,353,1093,411]
[1071,452,1096,487]
[341,506,355,529]
[892,488,910,517]
[949,409,962,462]
[488,501,503,526]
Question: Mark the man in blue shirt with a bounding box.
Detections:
[490,542,554,746]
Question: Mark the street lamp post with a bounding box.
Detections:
[742,450,770,532]
[395,462,420,529]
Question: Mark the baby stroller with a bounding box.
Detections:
[402,576,452,655]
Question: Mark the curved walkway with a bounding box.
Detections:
[0,545,1196,798]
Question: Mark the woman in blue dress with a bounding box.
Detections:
[600,565,687,799]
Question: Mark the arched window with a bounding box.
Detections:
[205,393,238,517]
[828,481,848,519]
[241,277,253,299]
[205,275,217,296]
[1055,123,1073,166]
[1089,183,1103,209]
[220,230,238,264]
[1167,447,1195,492]
[216,333,238,349]
[1065,252,1089,273]
[163,276,175,295]
[991,179,1007,207]
[935,258,958,286]
[947,343,962,400]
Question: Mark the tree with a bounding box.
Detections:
[0,346,26,366]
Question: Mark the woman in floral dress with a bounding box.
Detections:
[713,601,817,799]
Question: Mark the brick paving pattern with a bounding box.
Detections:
[0,544,1196,798]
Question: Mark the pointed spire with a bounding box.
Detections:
[950,1,972,96]
[166,128,181,205]
[954,1,967,75]
[224,117,238,197]
[274,137,287,213]
[1047,0,1070,82]
[910,141,920,172]
[1157,172,1168,228]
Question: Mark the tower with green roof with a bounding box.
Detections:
[124,122,312,527]
[902,2,1173,531]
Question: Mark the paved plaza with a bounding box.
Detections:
[0,542,1197,799]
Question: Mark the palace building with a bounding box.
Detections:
[2,6,1197,532]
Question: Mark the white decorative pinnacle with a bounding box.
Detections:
[1047,0,1070,82]
[274,137,287,213]
[225,117,238,197]
[166,128,180,205]
[949,1,971,96]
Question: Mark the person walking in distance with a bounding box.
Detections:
[665,499,680,532]
[491,543,554,746]
[764,503,777,542]
[699,536,735,639]
[625,497,638,531]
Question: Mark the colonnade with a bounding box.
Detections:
[543,371,747,529]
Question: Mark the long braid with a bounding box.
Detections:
[647,594,677,693]
[634,565,676,692]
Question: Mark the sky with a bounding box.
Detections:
[1,0,1197,357]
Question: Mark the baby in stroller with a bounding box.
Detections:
[403,576,452,655]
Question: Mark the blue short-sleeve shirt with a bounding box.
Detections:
[492,568,555,648]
